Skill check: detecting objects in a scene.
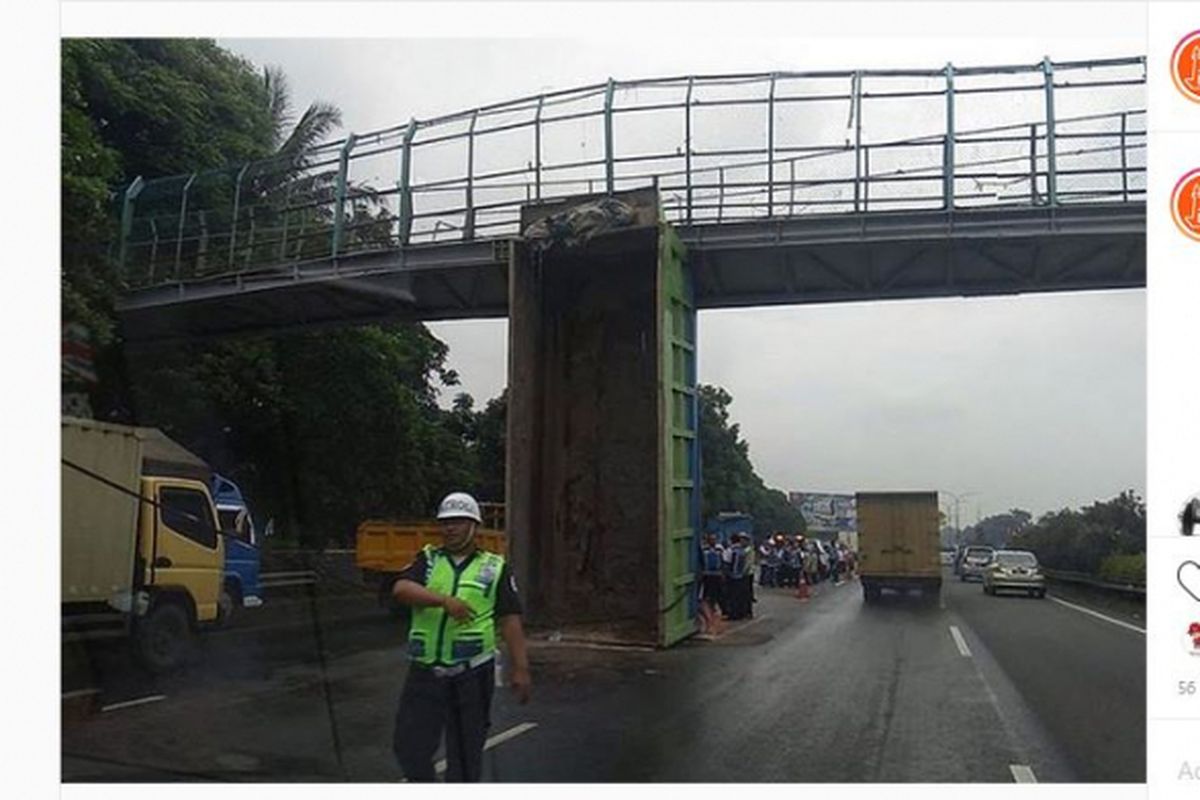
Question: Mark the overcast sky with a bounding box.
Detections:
[220,29,1146,520]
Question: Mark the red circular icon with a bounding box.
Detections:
[1172,30,1200,103]
[1171,169,1200,242]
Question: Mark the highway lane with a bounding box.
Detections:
[491,580,1063,782]
[944,572,1146,782]
[61,573,1146,782]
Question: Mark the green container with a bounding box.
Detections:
[507,189,699,646]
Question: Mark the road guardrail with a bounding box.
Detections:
[259,570,319,589]
[1041,567,1145,598]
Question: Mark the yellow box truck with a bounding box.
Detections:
[855,491,941,604]
[62,417,225,672]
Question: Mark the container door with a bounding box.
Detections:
[152,480,224,620]
[856,495,895,576]
[659,224,699,646]
[888,493,939,577]
[913,494,941,575]
[891,500,915,575]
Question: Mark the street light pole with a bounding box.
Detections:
[941,490,979,546]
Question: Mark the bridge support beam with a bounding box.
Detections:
[507,190,699,647]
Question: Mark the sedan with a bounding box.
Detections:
[983,550,1046,598]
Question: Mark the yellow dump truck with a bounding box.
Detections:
[356,503,506,615]
[62,417,226,671]
[855,491,942,604]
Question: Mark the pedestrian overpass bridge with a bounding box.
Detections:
[114,56,1145,343]
[108,55,1149,647]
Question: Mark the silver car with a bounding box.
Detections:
[958,546,995,582]
[983,550,1046,598]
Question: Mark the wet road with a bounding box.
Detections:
[490,574,1145,782]
[61,570,1145,782]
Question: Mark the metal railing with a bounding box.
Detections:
[259,569,320,589]
[1041,567,1146,597]
[114,56,1146,288]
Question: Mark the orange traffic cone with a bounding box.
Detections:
[795,577,811,601]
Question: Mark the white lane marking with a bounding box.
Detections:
[434,722,538,775]
[1010,764,1037,783]
[1047,596,1146,635]
[100,694,166,712]
[62,688,100,701]
[949,625,972,657]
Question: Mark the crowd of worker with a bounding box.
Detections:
[757,534,857,589]
[697,531,858,635]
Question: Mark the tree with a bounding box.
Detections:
[61,39,489,546]
[470,391,508,503]
[1009,491,1145,575]
[962,509,1032,548]
[698,384,806,536]
[62,39,280,412]
[262,65,342,159]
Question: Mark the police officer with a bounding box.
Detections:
[698,533,726,634]
[726,535,749,620]
[391,492,531,782]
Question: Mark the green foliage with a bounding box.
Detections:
[61,39,504,547]
[63,39,275,180]
[470,391,508,503]
[698,384,805,536]
[126,323,486,546]
[963,509,1032,548]
[62,38,280,378]
[1009,491,1145,576]
[1098,553,1146,586]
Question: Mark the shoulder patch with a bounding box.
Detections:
[476,557,500,588]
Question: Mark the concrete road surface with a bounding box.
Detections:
[61,570,1144,782]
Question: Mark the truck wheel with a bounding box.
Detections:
[135,602,192,673]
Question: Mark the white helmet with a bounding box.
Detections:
[437,491,482,524]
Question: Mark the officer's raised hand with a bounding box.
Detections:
[441,595,473,621]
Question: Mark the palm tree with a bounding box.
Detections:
[262,65,343,165]
[255,66,388,255]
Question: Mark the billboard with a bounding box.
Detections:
[789,492,857,535]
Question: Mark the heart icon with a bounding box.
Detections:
[1179,561,1200,603]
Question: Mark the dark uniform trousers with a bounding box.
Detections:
[394,660,496,782]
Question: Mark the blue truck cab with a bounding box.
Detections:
[705,512,755,546]
[211,474,264,621]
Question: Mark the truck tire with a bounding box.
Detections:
[135,601,192,673]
